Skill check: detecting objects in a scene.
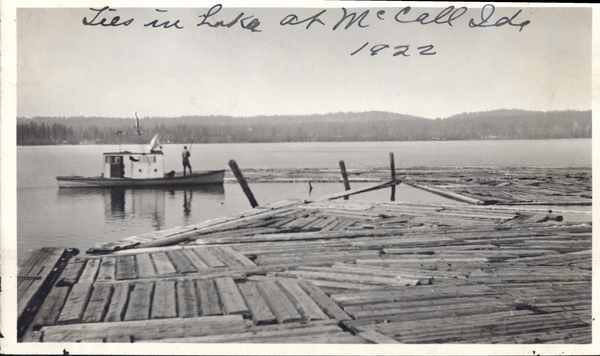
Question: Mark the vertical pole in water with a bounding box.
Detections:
[339,160,351,200]
[228,160,259,208]
[390,152,396,201]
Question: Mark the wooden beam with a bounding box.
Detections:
[339,160,351,200]
[228,159,259,208]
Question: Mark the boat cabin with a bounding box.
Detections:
[103,151,164,179]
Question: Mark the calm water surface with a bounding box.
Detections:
[16,139,591,259]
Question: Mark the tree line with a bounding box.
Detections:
[17,110,591,145]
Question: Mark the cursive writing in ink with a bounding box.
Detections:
[144,9,184,29]
[469,4,530,31]
[417,45,436,55]
[333,8,370,30]
[280,10,326,29]
[394,6,467,26]
[351,42,436,57]
[82,6,134,27]
[394,45,410,57]
[197,4,261,32]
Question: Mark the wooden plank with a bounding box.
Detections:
[133,317,252,342]
[104,283,129,322]
[57,283,93,324]
[214,277,249,316]
[18,248,65,310]
[193,248,226,268]
[177,279,199,318]
[181,249,209,270]
[18,248,49,277]
[149,320,344,343]
[18,248,56,281]
[135,253,156,278]
[256,331,365,344]
[277,269,416,287]
[357,329,401,344]
[123,282,154,321]
[298,278,382,291]
[297,280,351,321]
[167,250,197,273]
[151,253,177,275]
[96,257,116,283]
[78,258,101,283]
[277,279,329,321]
[209,247,245,267]
[152,280,177,319]
[218,246,256,267]
[55,259,86,286]
[41,315,245,343]
[238,282,277,325]
[106,335,131,343]
[116,255,137,280]
[82,284,112,323]
[196,279,222,316]
[319,180,398,201]
[28,286,70,330]
[75,337,105,342]
[256,280,302,324]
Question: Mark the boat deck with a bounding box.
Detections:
[19,198,592,343]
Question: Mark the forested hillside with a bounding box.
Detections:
[16,110,591,145]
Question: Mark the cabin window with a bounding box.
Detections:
[153,156,156,163]
[139,169,142,172]
[154,169,158,172]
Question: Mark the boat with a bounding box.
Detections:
[56,138,225,188]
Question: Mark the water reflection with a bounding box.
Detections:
[57,185,225,228]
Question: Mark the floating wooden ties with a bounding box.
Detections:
[177,279,199,318]
[57,283,93,324]
[116,255,137,280]
[196,279,222,316]
[21,186,592,343]
[256,280,302,324]
[41,315,249,343]
[105,283,129,322]
[123,282,153,321]
[18,247,78,339]
[214,277,250,316]
[55,258,86,287]
[25,286,70,334]
[81,284,112,323]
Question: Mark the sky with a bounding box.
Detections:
[16,3,592,119]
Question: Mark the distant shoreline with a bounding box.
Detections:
[15,137,593,147]
[16,109,592,146]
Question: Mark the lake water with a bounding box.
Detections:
[16,139,591,259]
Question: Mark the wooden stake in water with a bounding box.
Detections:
[390,152,396,201]
[228,160,259,208]
[339,160,351,200]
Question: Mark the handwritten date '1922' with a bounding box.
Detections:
[351,42,436,57]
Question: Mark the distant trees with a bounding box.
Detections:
[17,122,76,145]
[16,110,591,145]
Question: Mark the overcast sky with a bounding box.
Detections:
[16,4,591,119]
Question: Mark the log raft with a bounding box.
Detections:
[19,198,591,343]
[223,166,592,206]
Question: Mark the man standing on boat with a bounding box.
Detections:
[182,146,192,176]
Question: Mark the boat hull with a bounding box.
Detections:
[56,170,225,188]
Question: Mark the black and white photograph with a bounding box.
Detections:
[1,1,597,354]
